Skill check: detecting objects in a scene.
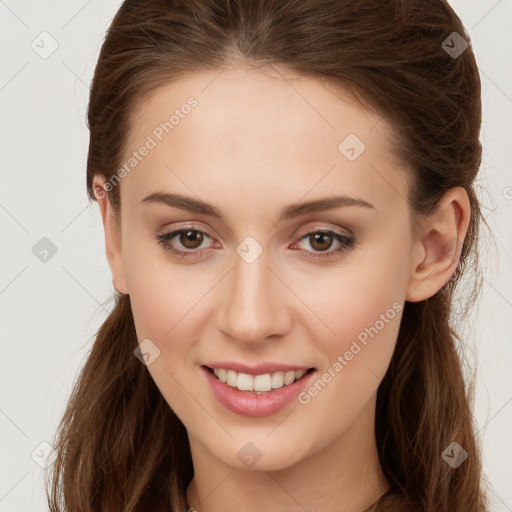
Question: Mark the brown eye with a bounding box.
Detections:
[292,229,356,260]
[155,226,356,261]
[308,232,335,252]
[156,227,213,258]
[178,230,204,249]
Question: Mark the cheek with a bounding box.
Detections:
[303,245,406,344]
[292,274,403,457]
[122,241,208,422]
[121,235,196,343]
[296,239,407,395]
[297,270,403,438]
[308,275,401,381]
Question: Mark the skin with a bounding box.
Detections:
[93,63,470,512]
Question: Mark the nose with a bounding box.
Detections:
[215,248,292,346]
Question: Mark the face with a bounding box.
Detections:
[97,64,433,471]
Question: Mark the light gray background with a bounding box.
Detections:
[1,1,511,510]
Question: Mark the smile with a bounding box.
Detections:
[206,366,315,393]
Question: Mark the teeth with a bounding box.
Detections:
[271,371,285,388]
[226,369,237,387]
[238,372,254,391]
[212,367,308,392]
[254,373,272,391]
[283,371,296,385]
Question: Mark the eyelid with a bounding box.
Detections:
[156,221,356,258]
[157,222,216,243]
[159,222,350,241]
[158,220,353,241]
[294,221,353,239]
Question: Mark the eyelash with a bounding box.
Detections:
[155,224,357,260]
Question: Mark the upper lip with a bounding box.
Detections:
[203,362,315,375]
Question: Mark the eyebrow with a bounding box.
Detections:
[140,191,375,223]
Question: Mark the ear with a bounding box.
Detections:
[406,186,470,302]
[92,176,129,295]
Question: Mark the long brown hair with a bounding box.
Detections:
[46,0,489,510]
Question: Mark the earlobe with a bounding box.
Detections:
[406,187,470,303]
[92,175,129,295]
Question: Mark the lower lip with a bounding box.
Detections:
[201,365,316,417]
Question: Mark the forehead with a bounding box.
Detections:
[120,65,409,215]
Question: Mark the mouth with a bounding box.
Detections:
[201,363,318,417]
[202,365,316,394]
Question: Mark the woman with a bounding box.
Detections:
[46,0,488,510]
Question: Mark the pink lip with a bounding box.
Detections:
[202,361,314,375]
[201,365,316,417]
